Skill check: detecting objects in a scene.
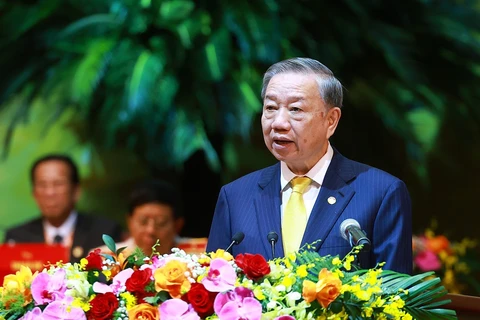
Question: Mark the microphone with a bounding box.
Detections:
[340,219,371,252]
[225,232,245,253]
[267,231,278,258]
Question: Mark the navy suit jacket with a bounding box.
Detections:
[4,213,123,263]
[206,149,413,274]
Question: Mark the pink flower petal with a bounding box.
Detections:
[214,287,262,320]
[42,297,86,320]
[159,299,200,320]
[19,307,44,320]
[202,258,236,292]
[415,250,441,271]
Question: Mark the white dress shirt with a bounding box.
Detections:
[43,211,77,247]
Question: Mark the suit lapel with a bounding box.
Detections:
[28,218,46,242]
[254,164,284,259]
[71,213,89,260]
[302,150,356,251]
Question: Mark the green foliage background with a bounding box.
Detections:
[1,0,479,241]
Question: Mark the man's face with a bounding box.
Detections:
[32,160,79,222]
[261,72,341,175]
[127,203,182,255]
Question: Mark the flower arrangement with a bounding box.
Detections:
[413,226,480,295]
[0,236,456,320]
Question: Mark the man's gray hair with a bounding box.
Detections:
[261,57,343,108]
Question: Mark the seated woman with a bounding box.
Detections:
[100,179,189,256]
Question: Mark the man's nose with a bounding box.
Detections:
[144,222,156,233]
[271,108,291,131]
[42,185,59,195]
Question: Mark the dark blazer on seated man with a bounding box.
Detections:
[206,57,412,274]
[4,212,123,263]
[3,153,123,263]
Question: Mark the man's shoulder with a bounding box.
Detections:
[4,217,43,242]
[224,163,279,189]
[76,212,123,241]
[334,151,405,186]
[5,217,42,234]
[76,212,121,226]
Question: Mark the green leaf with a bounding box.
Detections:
[71,39,116,106]
[102,234,117,253]
[59,14,120,38]
[128,50,164,112]
[406,107,441,154]
[159,0,195,22]
[203,27,231,81]
[166,110,220,171]
[0,0,61,42]
[175,11,211,48]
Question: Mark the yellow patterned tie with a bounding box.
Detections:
[282,176,312,255]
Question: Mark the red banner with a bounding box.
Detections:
[0,243,69,281]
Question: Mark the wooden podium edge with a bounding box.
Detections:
[444,293,480,313]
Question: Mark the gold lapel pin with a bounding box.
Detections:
[327,196,336,205]
[72,246,84,258]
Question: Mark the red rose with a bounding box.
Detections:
[88,292,118,320]
[126,268,153,294]
[184,283,216,318]
[84,248,103,271]
[235,253,271,280]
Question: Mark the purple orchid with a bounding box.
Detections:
[274,316,295,320]
[159,299,200,320]
[31,269,67,305]
[214,287,262,320]
[201,258,236,292]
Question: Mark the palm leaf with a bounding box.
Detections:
[128,50,164,112]
[58,13,121,38]
[380,271,456,320]
[71,38,115,107]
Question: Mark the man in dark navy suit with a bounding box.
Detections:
[206,57,412,274]
[4,154,123,263]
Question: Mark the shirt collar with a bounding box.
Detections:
[43,211,78,241]
[280,142,334,191]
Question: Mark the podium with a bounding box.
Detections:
[176,237,208,255]
[443,293,480,320]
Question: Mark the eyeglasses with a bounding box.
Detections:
[134,217,172,229]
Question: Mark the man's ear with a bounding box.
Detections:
[175,217,185,234]
[326,107,342,139]
[73,185,82,203]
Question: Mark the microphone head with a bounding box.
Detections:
[339,219,361,241]
[267,231,278,242]
[232,232,245,244]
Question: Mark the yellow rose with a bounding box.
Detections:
[302,268,342,308]
[154,260,191,298]
[128,303,159,320]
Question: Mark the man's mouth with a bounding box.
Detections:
[273,139,291,145]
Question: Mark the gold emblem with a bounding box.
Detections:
[327,196,336,205]
[72,246,84,258]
